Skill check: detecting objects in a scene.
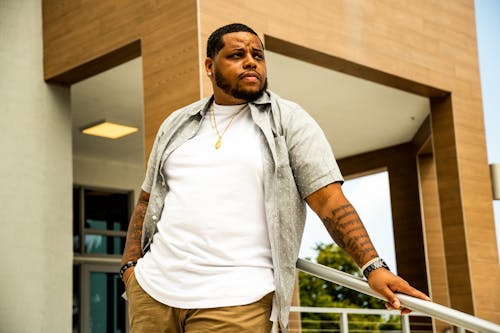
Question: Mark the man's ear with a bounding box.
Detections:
[205,58,213,75]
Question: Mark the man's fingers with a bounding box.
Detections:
[378,285,401,309]
[386,302,412,315]
[368,269,431,315]
[400,307,412,315]
[385,302,395,310]
[393,282,431,301]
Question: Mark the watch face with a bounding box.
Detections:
[363,259,389,279]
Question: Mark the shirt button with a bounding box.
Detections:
[152,215,157,220]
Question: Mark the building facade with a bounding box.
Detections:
[1,0,498,331]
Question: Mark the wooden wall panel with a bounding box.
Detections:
[199,0,478,94]
[42,0,200,155]
[264,36,446,98]
[430,91,499,320]
[447,93,500,320]
[418,153,451,332]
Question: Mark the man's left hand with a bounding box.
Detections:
[367,268,431,314]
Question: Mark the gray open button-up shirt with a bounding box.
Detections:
[140,91,343,331]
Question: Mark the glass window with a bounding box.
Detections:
[89,271,126,333]
[73,187,130,256]
[73,265,80,333]
[73,186,131,332]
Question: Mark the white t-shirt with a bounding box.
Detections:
[135,103,275,309]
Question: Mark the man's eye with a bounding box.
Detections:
[254,54,264,60]
[230,54,242,58]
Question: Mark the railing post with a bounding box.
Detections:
[456,326,465,333]
[401,315,410,333]
[340,312,349,333]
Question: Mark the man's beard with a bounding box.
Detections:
[214,69,268,102]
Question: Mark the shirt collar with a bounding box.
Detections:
[250,90,272,105]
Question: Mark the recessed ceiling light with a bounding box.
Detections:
[81,121,138,139]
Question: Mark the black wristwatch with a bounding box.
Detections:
[362,258,390,279]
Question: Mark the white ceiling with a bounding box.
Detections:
[71,52,430,165]
[71,58,145,165]
[265,52,430,159]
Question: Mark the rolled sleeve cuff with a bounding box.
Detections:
[300,170,344,199]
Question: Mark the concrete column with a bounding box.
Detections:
[0,1,72,331]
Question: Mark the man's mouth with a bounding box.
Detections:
[240,72,260,82]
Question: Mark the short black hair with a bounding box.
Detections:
[206,23,263,58]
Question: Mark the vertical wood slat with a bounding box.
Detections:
[430,95,474,314]
[417,153,452,333]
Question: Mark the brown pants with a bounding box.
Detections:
[126,273,274,333]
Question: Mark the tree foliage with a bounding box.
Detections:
[299,243,400,332]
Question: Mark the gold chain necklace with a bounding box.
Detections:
[209,104,246,149]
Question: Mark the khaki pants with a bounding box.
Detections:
[126,273,274,333]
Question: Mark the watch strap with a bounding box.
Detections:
[362,258,390,279]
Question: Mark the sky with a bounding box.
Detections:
[475,0,500,259]
[299,172,398,272]
[299,0,500,268]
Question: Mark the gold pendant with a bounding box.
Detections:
[215,139,222,149]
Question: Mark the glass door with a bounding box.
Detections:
[73,186,132,332]
[80,264,127,333]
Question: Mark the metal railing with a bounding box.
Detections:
[289,306,430,333]
[296,258,500,333]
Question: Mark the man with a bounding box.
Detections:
[121,23,429,333]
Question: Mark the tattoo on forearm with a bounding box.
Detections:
[337,218,358,229]
[121,191,150,265]
[334,210,356,221]
[344,225,365,236]
[322,203,377,265]
[331,204,351,217]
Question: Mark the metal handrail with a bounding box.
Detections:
[290,306,424,316]
[296,258,500,333]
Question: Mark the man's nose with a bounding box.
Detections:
[243,54,257,69]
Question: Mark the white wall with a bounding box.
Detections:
[73,156,144,202]
[0,1,73,332]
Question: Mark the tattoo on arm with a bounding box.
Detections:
[121,191,150,266]
[322,204,377,265]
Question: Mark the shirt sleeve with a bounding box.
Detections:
[281,100,344,199]
[141,124,164,193]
